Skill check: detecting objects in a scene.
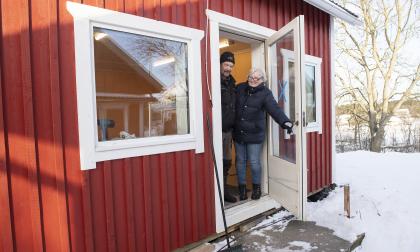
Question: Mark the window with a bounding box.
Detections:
[94,27,190,141]
[68,2,204,170]
[280,49,323,133]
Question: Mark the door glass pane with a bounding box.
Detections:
[93,27,189,142]
[305,65,316,124]
[269,31,296,163]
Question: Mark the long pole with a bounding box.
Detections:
[206,114,231,248]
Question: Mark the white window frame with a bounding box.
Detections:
[67,2,204,170]
[280,49,323,133]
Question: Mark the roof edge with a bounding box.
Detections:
[304,0,363,26]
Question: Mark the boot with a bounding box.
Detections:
[223,160,237,203]
[238,184,248,201]
[251,184,261,200]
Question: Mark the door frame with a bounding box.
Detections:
[207,10,279,232]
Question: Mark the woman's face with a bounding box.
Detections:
[248,72,264,87]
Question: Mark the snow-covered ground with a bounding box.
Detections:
[307,151,420,252]
[213,151,420,251]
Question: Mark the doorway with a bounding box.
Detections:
[219,31,267,209]
[207,10,307,233]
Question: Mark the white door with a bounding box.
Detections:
[266,16,307,220]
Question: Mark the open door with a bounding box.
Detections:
[266,16,307,220]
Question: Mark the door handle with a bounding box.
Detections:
[294,120,299,126]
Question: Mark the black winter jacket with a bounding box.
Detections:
[233,82,291,144]
[221,75,236,132]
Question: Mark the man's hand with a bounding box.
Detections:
[282,121,294,134]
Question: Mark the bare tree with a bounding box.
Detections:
[336,0,420,152]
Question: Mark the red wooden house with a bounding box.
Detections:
[0,0,360,251]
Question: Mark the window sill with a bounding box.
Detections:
[95,134,198,152]
[94,137,203,163]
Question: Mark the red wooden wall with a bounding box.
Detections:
[0,0,331,251]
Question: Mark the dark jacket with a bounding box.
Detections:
[221,75,236,132]
[233,82,291,144]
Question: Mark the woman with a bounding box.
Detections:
[234,68,293,200]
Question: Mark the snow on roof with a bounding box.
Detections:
[304,0,363,26]
[328,0,359,18]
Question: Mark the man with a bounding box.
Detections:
[220,51,237,203]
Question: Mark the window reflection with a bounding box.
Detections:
[305,65,316,124]
[93,27,189,141]
[287,61,296,122]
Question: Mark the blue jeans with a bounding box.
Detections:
[234,141,263,185]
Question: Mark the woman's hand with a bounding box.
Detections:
[282,121,294,134]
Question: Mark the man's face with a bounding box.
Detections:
[221,61,234,78]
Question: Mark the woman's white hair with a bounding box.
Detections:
[248,68,267,82]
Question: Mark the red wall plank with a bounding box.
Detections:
[259,0,269,28]
[325,13,332,186]
[174,151,185,246]
[251,0,259,24]
[150,154,164,252]
[90,166,108,251]
[111,159,129,252]
[0,7,14,249]
[123,159,137,252]
[243,0,251,22]
[142,156,155,251]
[1,0,44,251]
[131,158,146,251]
[103,161,117,252]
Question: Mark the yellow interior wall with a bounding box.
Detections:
[230,50,252,84]
[220,37,252,84]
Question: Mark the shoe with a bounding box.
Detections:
[251,184,261,200]
[224,191,237,203]
[238,184,248,201]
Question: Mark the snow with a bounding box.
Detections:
[212,211,292,251]
[211,151,420,251]
[282,241,318,251]
[307,151,420,252]
[251,210,292,232]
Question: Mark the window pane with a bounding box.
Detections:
[305,65,316,124]
[270,31,296,163]
[93,27,189,141]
